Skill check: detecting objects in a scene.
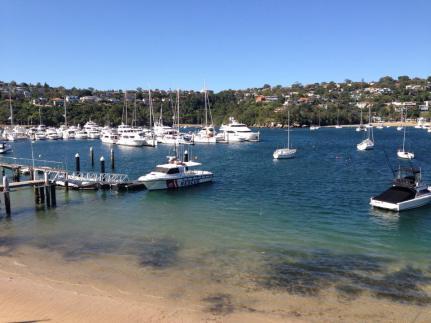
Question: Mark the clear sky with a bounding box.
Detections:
[1,0,430,91]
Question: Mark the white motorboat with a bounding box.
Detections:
[34,131,47,140]
[117,132,145,147]
[46,128,60,140]
[397,126,404,131]
[100,129,119,144]
[75,130,88,139]
[370,167,431,211]
[62,128,76,139]
[215,131,244,143]
[310,125,320,131]
[219,117,259,141]
[0,142,12,154]
[138,153,213,190]
[12,126,28,140]
[273,106,296,159]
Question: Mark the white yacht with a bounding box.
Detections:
[138,154,213,190]
[193,86,217,144]
[397,109,414,159]
[215,131,245,143]
[219,117,259,141]
[34,131,47,140]
[357,105,374,151]
[101,130,119,144]
[273,107,296,159]
[0,142,12,154]
[370,167,431,211]
[46,128,61,140]
[75,130,88,139]
[62,127,76,139]
[310,125,320,131]
[12,126,28,140]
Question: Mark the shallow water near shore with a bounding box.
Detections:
[1,127,431,319]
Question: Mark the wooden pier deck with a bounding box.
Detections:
[0,180,45,191]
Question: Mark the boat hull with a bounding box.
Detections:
[370,193,431,211]
[139,173,213,190]
[273,148,296,159]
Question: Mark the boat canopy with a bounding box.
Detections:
[373,186,416,204]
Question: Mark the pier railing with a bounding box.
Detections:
[0,156,65,170]
[59,171,129,184]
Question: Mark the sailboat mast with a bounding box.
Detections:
[287,107,290,149]
[204,82,208,127]
[148,89,153,130]
[402,106,407,151]
[176,89,180,132]
[64,97,68,127]
[9,91,13,127]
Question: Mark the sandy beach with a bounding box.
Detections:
[0,251,430,323]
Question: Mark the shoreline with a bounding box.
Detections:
[0,246,430,323]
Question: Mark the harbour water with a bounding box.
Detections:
[1,127,431,318]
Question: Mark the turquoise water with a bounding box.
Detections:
[1,127,431,305]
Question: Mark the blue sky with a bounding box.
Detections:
[1,0,430,91]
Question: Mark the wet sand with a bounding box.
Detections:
[0,246,430,322]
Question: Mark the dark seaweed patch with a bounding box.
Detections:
[137,238,179,269]
[260,249,431,305]
[202,293,234,315]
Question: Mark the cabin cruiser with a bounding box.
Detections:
[100,129,119,144]
[62,127,76,139]
[46,128,61,140]
[117,132,146,147]
[12,126,28,140]
[0,142,12,154]
[34,131,47,140]
[138,153,213,190]
[219,117,259,141]
[75,130,88,139]
[193,126,217,144]
[370,167,431,211]
[215,131,244,143]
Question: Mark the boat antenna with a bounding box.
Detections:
[383,149,396,177]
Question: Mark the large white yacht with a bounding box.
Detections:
[138,153,213,190]
[370,167,431,211]
[219,117,259,141]
[101,129,119,144]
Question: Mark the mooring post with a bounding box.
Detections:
[100,156,105,175]
[1,168,5,177]
[90,146,94,168]
[3,176,11,216]
[64,172,69,191]
[14,168,20,182]
[110,148,115,169]
[30,167,34,181]
[44,172,51,207]
[50,183,56,207]
[75,153,80,173]
[34,185,40,204]
[39,186,45,204]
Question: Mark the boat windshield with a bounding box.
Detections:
[154,167,180,174]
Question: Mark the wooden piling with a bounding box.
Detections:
[75,153,80,173]
[110,148,115,169]
[90,146,94,168]
[3,176,10,216]
[50,184,56,207]
[34,185,40,204]
[44,172,51,207]
[39,186,45,204]
[100,156,105,175]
